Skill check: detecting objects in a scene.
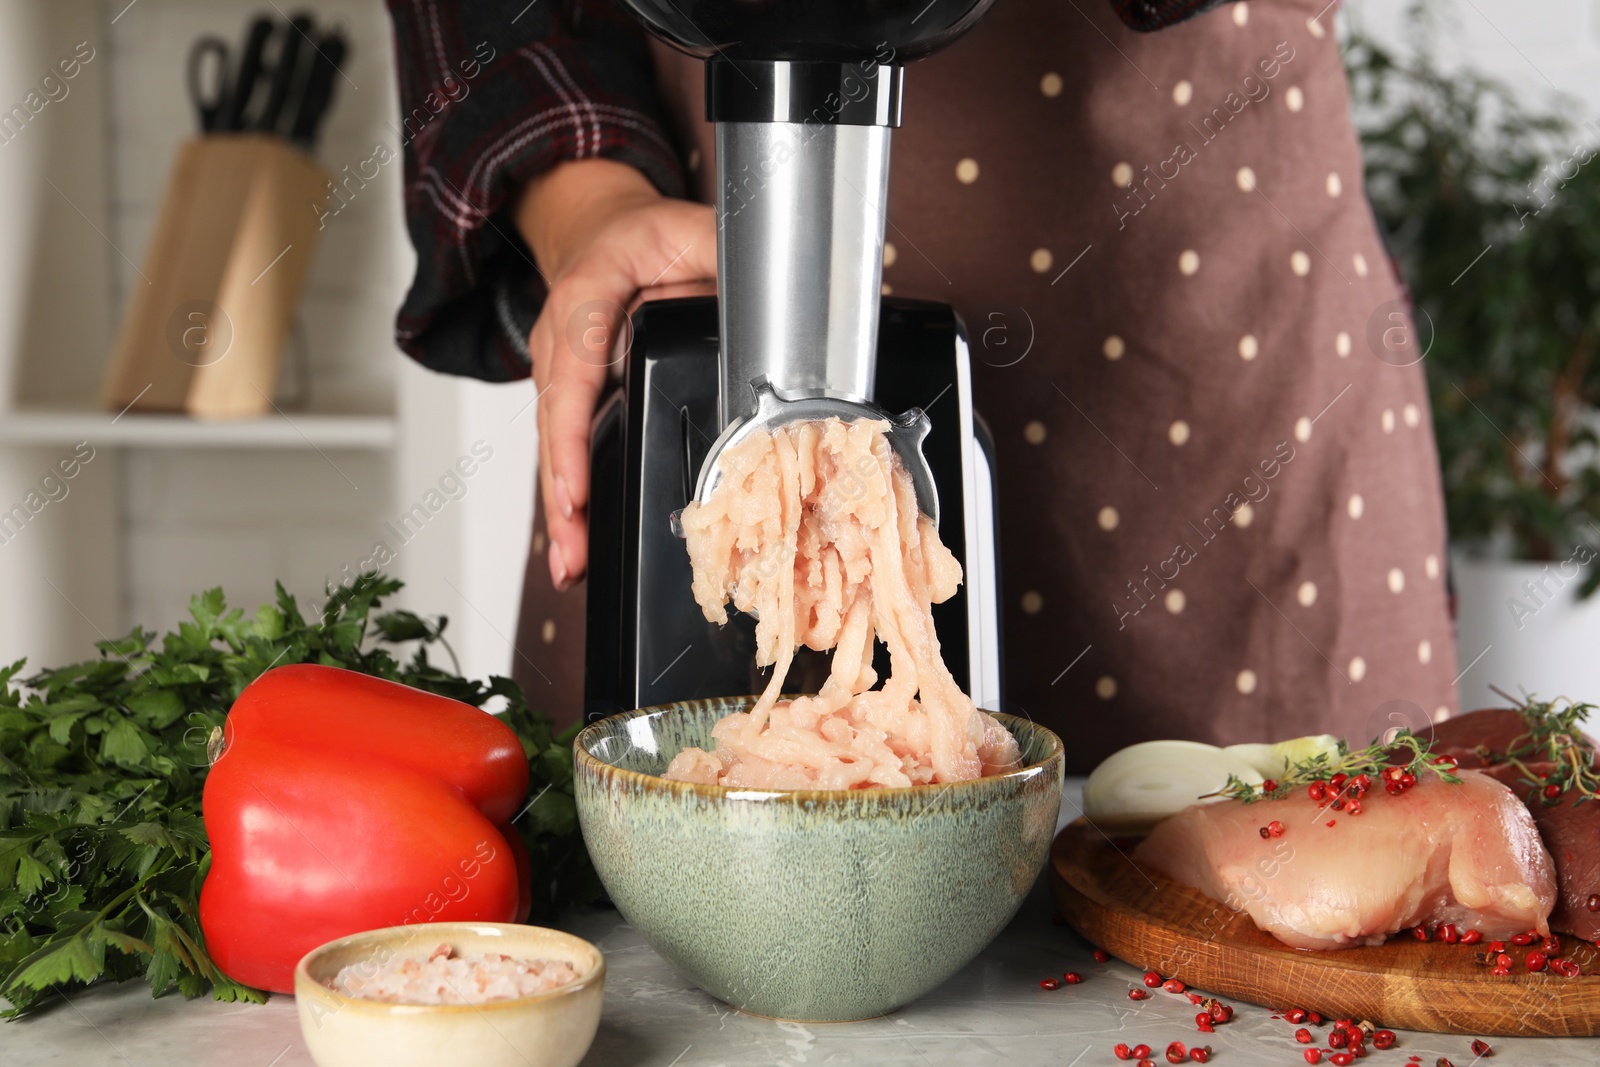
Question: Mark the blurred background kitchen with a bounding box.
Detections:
[0,0,1595,709]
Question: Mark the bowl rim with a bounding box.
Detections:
[574,701,1063,801]
[293,921,605,1017]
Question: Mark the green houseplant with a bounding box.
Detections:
[1344,4,1600,706]
[1347,6,1600,583]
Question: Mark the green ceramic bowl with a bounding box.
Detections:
[574,697,1064,1022]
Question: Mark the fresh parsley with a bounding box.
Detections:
[0,574,596,1017]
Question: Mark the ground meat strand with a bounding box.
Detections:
[664,417,1020,789]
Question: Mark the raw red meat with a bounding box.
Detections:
[1429,709,1600,940]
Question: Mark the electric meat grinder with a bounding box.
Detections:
[584,0,1003,722]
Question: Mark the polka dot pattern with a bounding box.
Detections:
[1236,166,1256,191]
[956,158,979,184]
[1024,420,1046,445]
[1349,656,1367,682]
[1173,80,1193,106]
[1353,252,1369,277]
[1238,334,1259,360]
[541,619,557,643]
[1290,251,1311,276]
[1232,2,1249,26]
[1335,331,1352,357]
[1021,590,1043,614]
[1103,335,1125,360]
[883,242,898,267]
[1286,86,1304,112]
[1030,248,1054,273]
[1096,676,1118,700]
[1098,506,1119,531]
[1403,403,1420,428]
[1297,581,1317,607]
[1165,589,1186,614]
[1348,494,1364,519]
[1387,568,1405,594]
[1294,416,1312,442]
[1179,249,1201,275]
[1112,162,1133,186]
[1236,669,1258,695]
[1326,172,1342,197]
[1233,502,1254,527]
[1040,72,1063,98]
[1168,420,1191,446]
[1425,554,1440,579]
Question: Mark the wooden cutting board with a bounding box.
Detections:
[1049,820,1600,1036]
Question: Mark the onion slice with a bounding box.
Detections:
[1223,735,1340,778]
[1082,740,1264,835]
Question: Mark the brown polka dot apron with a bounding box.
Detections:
[514,0,1460,772]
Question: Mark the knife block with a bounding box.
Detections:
[100,134,329,419]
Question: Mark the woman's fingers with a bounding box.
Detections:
[531,199,719,590]
[538,277,617,587]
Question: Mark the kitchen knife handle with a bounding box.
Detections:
[289,34,347,152]
[256,14,315,135]
[219,16,275,131]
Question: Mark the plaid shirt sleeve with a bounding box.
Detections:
[384,0,1222,382]
[1109,0,1229,31]
[383,0,685,382]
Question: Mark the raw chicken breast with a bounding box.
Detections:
[1132,769,1557,949]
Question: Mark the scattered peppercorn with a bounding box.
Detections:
[1063,971,1083,984]
[1295,1028,1313,1043]
[1143,970,1163,987]
[1129,988,1150,1000]
[1165,1041,1187,1063]
[1304,1051,1323,1065]
[1093,948,1111,963]
[1470,1039,1492,1056]
[1188,1048,1210,1064]
[1113,1045,1132,1061]
[1372,1030,1397,1050]
[1039,977,1061,990]
[1163,978,1186,994]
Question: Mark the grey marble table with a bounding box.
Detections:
[3,783,1595,1067]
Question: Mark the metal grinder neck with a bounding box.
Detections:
[707,58,904,430]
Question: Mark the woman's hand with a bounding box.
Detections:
[517,159,717,590]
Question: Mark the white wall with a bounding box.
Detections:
[103,0,535,681]
[1346,0,1600,121]
[103,0,406,638]
[394,365,538,686]
[0,1,120,672]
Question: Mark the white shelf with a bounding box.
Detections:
[0,407,397,449]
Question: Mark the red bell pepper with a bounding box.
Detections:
[199,664,531,993]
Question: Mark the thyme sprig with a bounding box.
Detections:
[1210,729,1462,804]
[1490,690,1600,806]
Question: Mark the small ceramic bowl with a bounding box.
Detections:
[294,922,604,1067]
[574,697,1064,1022]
